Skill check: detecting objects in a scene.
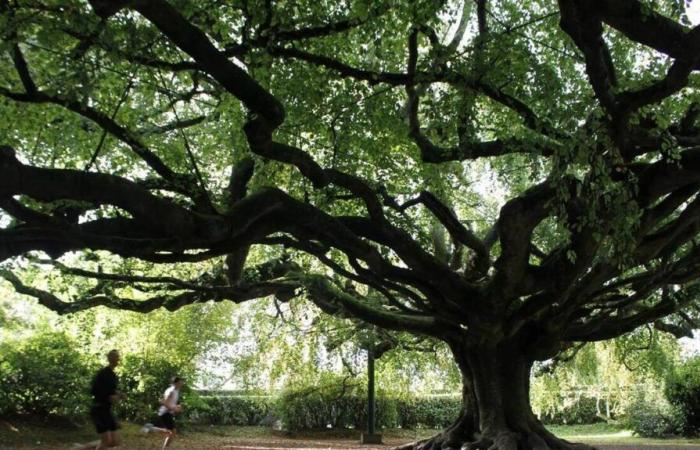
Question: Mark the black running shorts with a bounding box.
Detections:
[157,412,176,430]
[90,404,119,434]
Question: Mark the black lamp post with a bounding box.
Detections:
[361,346,382,444]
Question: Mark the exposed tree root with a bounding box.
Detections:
[390,346,600,450]
[390,427,598,450]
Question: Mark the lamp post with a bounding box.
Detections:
[361,346,382,444]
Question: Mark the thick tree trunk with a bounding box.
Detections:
[395,343,596,450]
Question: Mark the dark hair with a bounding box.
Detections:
[171,376,183,384]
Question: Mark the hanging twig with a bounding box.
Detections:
[85,77,134,171]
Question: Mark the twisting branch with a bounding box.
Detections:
[401,191,489,275]
[91,0,285,128]
[0,145,207,237]
[491,181,562,299]
[405,28,559,163]
[262,235,427,313]
[565,283,700,341]
[32,258,229,292]
[558,0,618,114]
[617,57,698,113]
[303,275,440,336]
[595,0,700,65]
[86,78,134,171]
[9,44,37,95]
[0,268,294,315]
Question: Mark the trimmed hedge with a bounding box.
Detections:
[276,391,399,431]
[274,376,461,431]
[183,391,462,430]
[396,395,462,429]
[185,394,273,425]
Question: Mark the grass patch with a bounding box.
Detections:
[546,423,700,445]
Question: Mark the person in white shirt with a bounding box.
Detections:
[140,377,184,449]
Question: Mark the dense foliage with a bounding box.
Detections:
[666,356,700,436]
[275,373,462,431]
[0,332,93,419]
[625,386,684,438]
[117,354,188,421]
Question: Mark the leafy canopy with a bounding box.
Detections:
[0,0,699,360]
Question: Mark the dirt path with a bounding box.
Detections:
[4,439,700,450]
[3,420,700,450]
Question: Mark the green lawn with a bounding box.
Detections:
[547,423,700,445]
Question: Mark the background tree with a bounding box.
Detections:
[2,0,700,449]
[531,329,681,424]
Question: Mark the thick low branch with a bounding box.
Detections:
[0,269,292,315]
[304,275,440,336]
[492,181,560,299]
[0,145,210,238]
[636,195,700,263]
[617,58,697,113]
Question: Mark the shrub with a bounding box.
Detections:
[276,373,402,431]
[666,356,700,436]
[625,387,684,438]
[0,332,93,420]
[276,376,362,430]
[539,395,600,425]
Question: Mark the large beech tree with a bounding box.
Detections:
[3,0,700,449]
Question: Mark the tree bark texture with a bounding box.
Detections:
[396,343,596,450]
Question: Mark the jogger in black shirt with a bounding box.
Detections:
[73,350,123,449]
